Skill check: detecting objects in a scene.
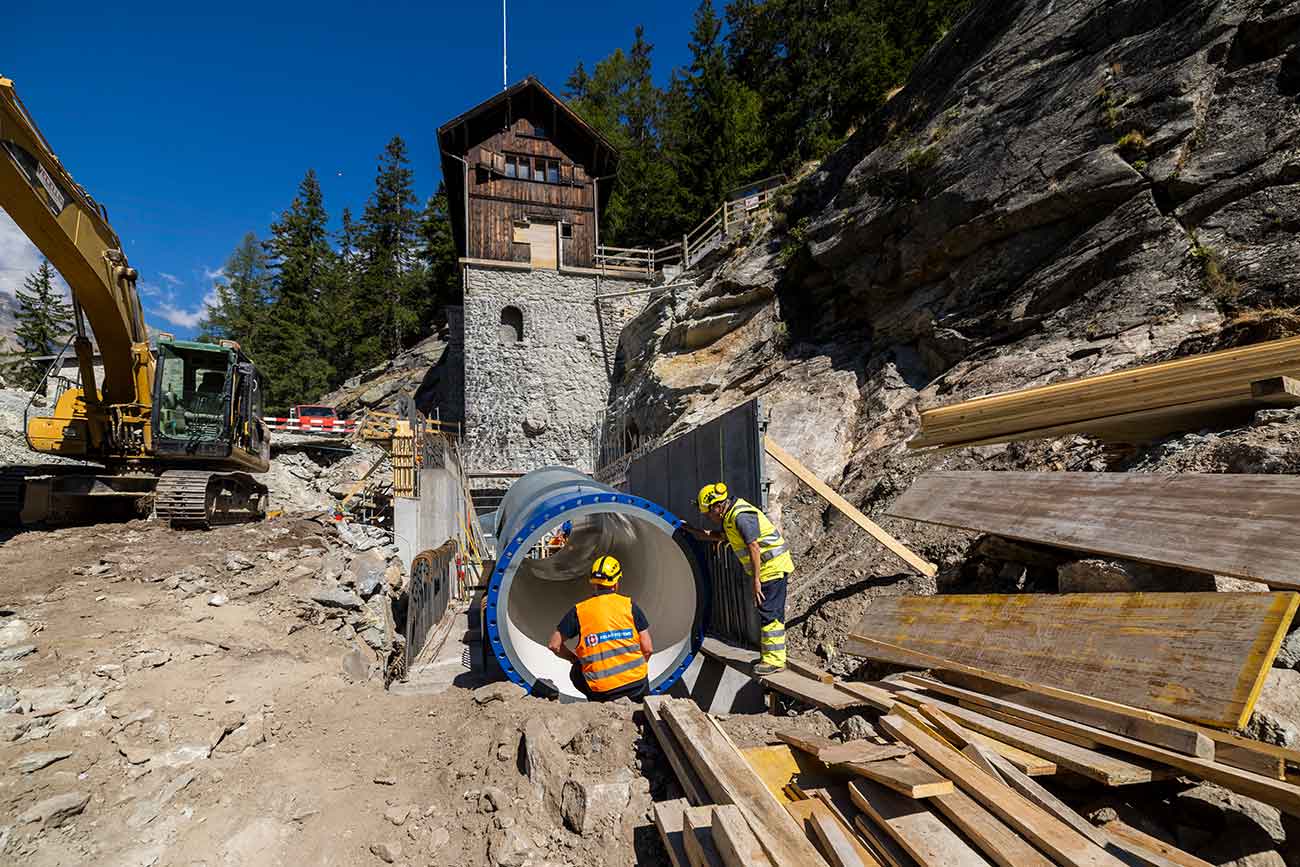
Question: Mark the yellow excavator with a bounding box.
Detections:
[0,77,269,527]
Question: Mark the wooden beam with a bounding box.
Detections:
[897,676,1211,759]
[645,696,710,805]
[879,715,1129,867]
[655,799,694,867]
[684,806,727,867]
[892,691,1158,786]
[973,744,1200,867]
[848,778,994,867]
[787,656,835,684]
[888,470,1300,595]
[834,680,900,713]
[763,669,871,711]
[847,590,1298,728]
[812,787,918,867]
[711,804,774,867]
[660,699,830,865]
[763,437,936,578]
[842,755,954,799]
[1101,820,1215,867]
[809,803,881,867]
[777,731,911,766]
[961,744,1006,782]
[927,785,1055,867]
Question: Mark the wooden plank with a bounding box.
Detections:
[915,703,977,748]
[661,699,830,865]
[1252,375,1300,400]
[880,715,1129,867]
[701,637,760,669]
[810,805,877,867]
[973,744,1198,867]
[968,704,1106,749]
[853,815,924,867]
[928,785,1055,867]
[849,778,993,867]
[778,731,912,766]
[787,657,835,684]
[910,336,1300,445]
[961,744,1006,782]
[1102,820,1215,867]
[1215,740,1287,779]
[842,755,954,799]
[655,799,694,867]
[764,437,936,578]
[867,682,1056,776]
[763,669,868,711]
[888,470,1300,598]
[645,696,710,805]
[834,680,900,713]
[847,590,1298,728]
[684,806,727,867]
[892,691,1158,786]
[711,804,774,867]
[898,675,1212,759]
[813,787,918,867]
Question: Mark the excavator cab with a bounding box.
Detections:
[152,336,270,471]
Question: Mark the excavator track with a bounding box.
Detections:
[154,470,267,529]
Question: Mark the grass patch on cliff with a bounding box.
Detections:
[905,144,941,172]
[1190,237,1241,306]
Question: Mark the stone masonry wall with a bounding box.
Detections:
[460,266,645,474]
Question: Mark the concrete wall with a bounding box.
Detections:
[460,265,644,474]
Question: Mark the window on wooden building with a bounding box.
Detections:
[499,306,524,343]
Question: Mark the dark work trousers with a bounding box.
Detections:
[569,662,649,703]
[757,574,789,666]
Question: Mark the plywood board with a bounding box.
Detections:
[888,470,1300,594]
[848,589,1298,728]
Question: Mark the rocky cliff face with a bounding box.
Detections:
[611,0,1300,662]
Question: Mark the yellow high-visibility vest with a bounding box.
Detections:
[723,498,794,583]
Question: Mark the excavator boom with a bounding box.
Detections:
[0,77,269,527]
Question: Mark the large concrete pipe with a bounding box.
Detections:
[485,466,706,699]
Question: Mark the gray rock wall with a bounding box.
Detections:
[461,265,644,473]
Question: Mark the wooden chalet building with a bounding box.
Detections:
[437,76,619,270]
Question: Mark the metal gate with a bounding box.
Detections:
[405,540,457,668]
[621,399,767,646]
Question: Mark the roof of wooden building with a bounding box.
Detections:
[436,76,620,257]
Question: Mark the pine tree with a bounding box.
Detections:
[259,170,336,412]
[356,136,420,367]
[318,206,362,389]
[201,232,268,350]
[417,184,459,329]
[14,260,72,389]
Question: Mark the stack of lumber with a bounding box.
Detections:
[887,471,1300,591]
[906,335,1300,449]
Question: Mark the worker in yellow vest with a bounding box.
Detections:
[547,555,654,701]
[687,482,794,675]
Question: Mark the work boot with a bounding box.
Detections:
[754,662,785,676]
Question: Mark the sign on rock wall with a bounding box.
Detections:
[622,399,767,646]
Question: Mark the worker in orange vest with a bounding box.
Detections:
[547,555,653,702]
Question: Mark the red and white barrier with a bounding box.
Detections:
[263,417,358,434]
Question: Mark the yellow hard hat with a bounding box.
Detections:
[591,555,623,587]
[697,482,729,513]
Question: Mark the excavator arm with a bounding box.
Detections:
[0,77,154,458]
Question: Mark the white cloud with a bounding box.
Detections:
[159,272,181,286]
[0,208,45,298]
[151,288,219,330]
[139,281,164,297]
[203,266,226,281]
[0,208,72,300]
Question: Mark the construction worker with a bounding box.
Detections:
[546,520,573,554]
[546,555,653,702]
[686,483,794,675]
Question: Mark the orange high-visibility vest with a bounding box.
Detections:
[575,593,647,693]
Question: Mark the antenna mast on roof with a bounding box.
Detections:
[502,0,508,89]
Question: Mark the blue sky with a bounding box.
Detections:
[2,0,699,334]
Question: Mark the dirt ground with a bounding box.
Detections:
[0,518,677,867]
